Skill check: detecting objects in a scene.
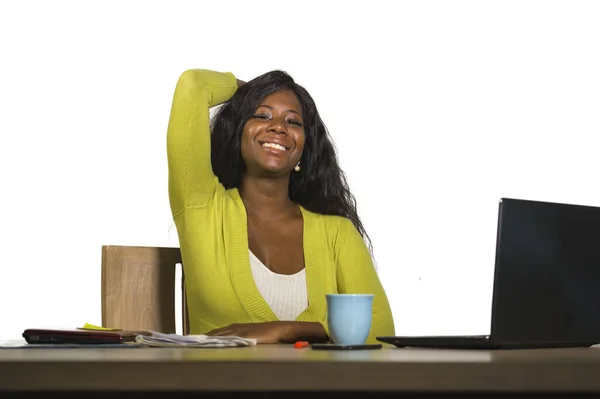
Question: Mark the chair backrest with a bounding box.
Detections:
[101,245,189,334]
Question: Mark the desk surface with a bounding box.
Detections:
[2,345,600,392]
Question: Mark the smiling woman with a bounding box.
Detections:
[166,69,395,344]
[240,90,305,178]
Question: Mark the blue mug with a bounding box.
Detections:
[326,294,374,345]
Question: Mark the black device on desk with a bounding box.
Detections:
[378,197,600,350]
[22,328,148,344]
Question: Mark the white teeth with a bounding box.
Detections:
[262,142,286,151]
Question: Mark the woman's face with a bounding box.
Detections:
[241,89,305,177]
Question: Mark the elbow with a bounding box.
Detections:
[177,69,209,92]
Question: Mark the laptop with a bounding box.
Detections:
[22,328,150,344]
[378,197,600,349]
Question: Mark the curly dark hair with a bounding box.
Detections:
[210,70,372,253]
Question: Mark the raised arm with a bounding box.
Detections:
[166,69,238,217]
[335,219,395,343]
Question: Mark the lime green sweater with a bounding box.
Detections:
[166,69,395,343]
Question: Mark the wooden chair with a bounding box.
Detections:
[101,245,189,334]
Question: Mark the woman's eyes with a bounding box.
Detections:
[252,114,303,127]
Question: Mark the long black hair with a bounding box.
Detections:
[210,70,372,254]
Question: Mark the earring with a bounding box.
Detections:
[294,163,301,172]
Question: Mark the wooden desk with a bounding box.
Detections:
[1,345,600,396]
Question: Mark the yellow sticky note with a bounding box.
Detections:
[79,323,122,331]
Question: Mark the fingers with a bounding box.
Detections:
[213,330,233,336]
[206,324,237,336]
[206,327,230,336]
[208,329,231,336]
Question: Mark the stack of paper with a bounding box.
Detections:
[135,331,257,348]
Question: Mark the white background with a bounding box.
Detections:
[1,0,599,339]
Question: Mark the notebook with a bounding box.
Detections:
[22,328,150,344]
[378,198,600,349]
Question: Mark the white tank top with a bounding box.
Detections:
[249,250,308,321]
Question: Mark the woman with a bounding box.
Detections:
[166,69,394,344]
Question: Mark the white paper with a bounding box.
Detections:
[135,331,257,348]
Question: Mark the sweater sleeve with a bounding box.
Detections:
[335,219,396,344]
[166,69,238,217]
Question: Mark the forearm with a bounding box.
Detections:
[167,69,237,213]
[278,321,329,343]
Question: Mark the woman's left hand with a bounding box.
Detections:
[206,322,289,344]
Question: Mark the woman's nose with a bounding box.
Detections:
[268,119,288,135]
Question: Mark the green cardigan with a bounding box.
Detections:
[166,69,395,343]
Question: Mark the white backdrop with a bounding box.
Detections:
[1,0,599,339]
